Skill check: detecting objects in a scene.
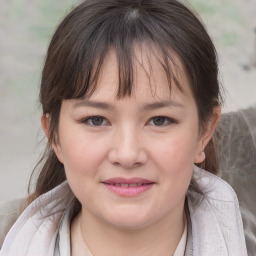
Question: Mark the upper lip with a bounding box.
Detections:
[102,177,155,184]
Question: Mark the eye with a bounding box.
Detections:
[149,116,176,126]
[82,116,109,126]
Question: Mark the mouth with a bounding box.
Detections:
[101,177,155,197]
[103,183,153,187]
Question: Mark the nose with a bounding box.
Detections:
[108,126,148,169]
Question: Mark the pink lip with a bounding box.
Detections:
[101,177,155,197]
[103,177,154,184]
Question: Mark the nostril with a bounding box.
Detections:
[108,148,148,169]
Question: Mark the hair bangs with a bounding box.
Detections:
[62,14,182,102]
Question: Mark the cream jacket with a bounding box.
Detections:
[0,167,248,256]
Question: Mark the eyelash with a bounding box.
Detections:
[81,116,109,126]
[80,115,177,127]
[147,116,177,127]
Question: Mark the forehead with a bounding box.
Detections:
[87,48,195,105]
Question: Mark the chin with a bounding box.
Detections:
[102,208,154,230]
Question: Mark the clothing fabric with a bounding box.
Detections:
[0,166,248,256]
[215,105,256,255]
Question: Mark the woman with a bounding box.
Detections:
[0,0,247,255]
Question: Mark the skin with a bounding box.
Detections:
[42,49,220,256]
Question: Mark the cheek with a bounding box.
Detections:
[58,127,107,179]
[154,131,198,165]
[150,129,198,184]
[58,133,107,202]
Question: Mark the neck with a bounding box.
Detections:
[72,204,186,256]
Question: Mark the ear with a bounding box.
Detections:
[41,114,50,139]
[41,114,64,163]
[194,106,221,163]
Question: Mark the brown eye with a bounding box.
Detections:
[91,116,104,126]
[82,116,108,126]
[149,116,176,127]
[152,116,166,126]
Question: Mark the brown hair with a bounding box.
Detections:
[28,0,222,203]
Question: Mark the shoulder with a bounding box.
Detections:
[187,167,247,254]
[0,198,26,247]
[192,166,238,202]
[190,166,244,236]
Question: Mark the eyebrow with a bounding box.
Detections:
[142,101,184,111]
[73,100,184,110]
[73,100,114,110]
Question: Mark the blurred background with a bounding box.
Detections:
[0,0,256,201]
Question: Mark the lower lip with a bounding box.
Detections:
[103,183,154,197]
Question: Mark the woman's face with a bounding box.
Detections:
[50,50,214,230]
